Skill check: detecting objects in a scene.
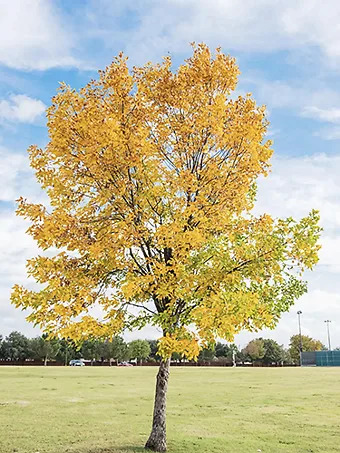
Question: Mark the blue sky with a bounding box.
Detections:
[1,0,340,348]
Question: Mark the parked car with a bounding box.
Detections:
[118,361,133,367]
[69,359,85,366]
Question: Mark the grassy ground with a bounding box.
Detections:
[0,366,339,453]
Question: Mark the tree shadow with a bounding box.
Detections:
[120,447,145,452]
[81,446,145,453]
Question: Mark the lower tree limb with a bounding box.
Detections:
[145,358,171,452]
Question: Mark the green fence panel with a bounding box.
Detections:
[316,350,340,366]
[301,351,316,366]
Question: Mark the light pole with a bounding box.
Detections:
[297,311,303,366]
[324,320,332,351]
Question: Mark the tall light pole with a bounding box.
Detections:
[297,311,303,366]
[324,320,332,351]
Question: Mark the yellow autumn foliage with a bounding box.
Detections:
[11,44,321,358]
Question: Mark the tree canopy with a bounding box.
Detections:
[1,331,30,361]
[242,338,284,364]
[11,44,321,361]
[262,338,284,364]
[289,334,325,364]
[29,335,60,365]
[243,338,265,362]
[128,339,151,363]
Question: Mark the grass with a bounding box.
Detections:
[0,366,339,453]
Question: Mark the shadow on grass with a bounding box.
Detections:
[81,446,145,453]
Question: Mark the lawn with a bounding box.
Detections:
[0,366,339,453]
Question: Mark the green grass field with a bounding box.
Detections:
[0,366,339,453]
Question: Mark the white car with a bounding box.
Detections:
[69,359,85,366]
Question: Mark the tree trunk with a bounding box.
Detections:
[44,356,48,366]
[145,358,171,452]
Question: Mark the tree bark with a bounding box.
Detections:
[145,358,171,452]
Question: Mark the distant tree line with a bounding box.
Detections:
[0,332,151,366]
[0,331,330,366]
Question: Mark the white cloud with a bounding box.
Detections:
[0,209,41,338]
[0,146,46,337]
[281,1,340,62]
[254,82,340,112]
[230,77,340,142]
[89,0,340,68]
[0,0,79,70]
[316,127,340,141]
[244,79,340,141]
[302,106,340,124]
[2,1,340,72]
[301,106,340,140]
[0,147,43,202]
[2,1,340,73]
[240,76,340,119]
[0,95,45,124]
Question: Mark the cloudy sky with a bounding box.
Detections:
[0,0,339,348]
